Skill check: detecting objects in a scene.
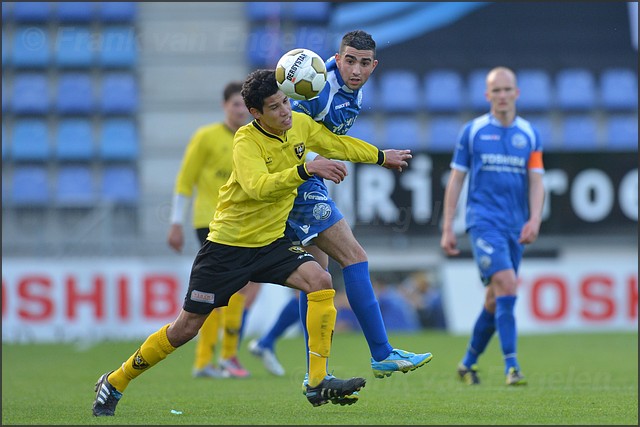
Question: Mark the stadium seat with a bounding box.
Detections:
[101,165,139,205]
[526,115,556,150]
[360,76,378,112]
[516,69,553,112]
[98,2,138,22]
[467,69,490,111]
[379,70,422,113]
[600,68,638,111]
[12,2,52,23]
[56,73,95,115]
[10,165,51,206]
[2,78,8,113]
[427,116,464,152]
[560,114,598,150]
[287,2,331,23]
[245,2,284,22]
[10,119,51,161]
[424,69,465,113]
[56,2,96,22]
[99,26,137,68]
[383,116,424,150]
[246,26,283,67]
[288,26,333,62]
[556,68,597,111]
[348,115,378,146]
[100,73,139,114]
[55,119,95,161]
[606,115,638,151]
[55,165,96,207]
[2,2,12,22]
[2,125,8,161]
[55,26,94,68]
[11,26,51,68]
[11,73,50,115]
[2,31,9,67]
[99,118,139,161]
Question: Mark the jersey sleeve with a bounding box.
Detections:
[450,123,472,172]
[174,128,207,197]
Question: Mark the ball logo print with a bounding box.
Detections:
[275,48,327,100]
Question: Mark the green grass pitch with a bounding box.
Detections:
[2,331,637,425]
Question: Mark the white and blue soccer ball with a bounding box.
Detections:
[275,48,327,101]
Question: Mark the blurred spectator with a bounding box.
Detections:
[400,271,447,330]
[373,277,421,332]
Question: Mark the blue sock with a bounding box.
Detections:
[343,261,393,361]
[462,307,495,368]
[259,295,299,350]
[299,291,310,370]
[495,295,518,374]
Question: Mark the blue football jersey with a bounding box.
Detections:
[451,113,544,232]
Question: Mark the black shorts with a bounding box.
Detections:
[183,237,316,314]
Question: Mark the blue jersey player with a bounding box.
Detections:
[248,31,433,400]
[440,66,545,386]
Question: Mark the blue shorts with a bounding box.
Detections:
[285,176,343,246]
[468,227,524,286]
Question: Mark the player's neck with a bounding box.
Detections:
[491,110,515,127]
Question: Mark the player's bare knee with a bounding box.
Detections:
[307,269,333,292]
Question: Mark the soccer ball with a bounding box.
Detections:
[275,48,327,101]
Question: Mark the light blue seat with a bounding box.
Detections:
[526,115,556,151]
[600,68,638,111]
[349,116,377,146]
[245,2,283,21]
[56,119,95,160]
[56,165,96,207]
[99,26,137,68]
[288,26,333,62]
[556,68,597,111]
[57,2,96,22]
[2,31,9,67]
[245,26,283,68]
[2,78,8,113]
[467,69,490,111]
[12,2,52,23]
[11,165,51,206]
[561,114,598,150]
[379,70,421,113]
[11,73,50,114]
[102,165,139,205]
[55,26,94,68]
[383,116,424,150]
[606,115,638,151]
[428,116,463,152]
[360,76,378,112]
[56,73,95,114]
[11,119,51,161]
[12,26,51,68]
[424,69,465,113]
[99,119,139,161]
[516,69,553,112]
[100,73,139,114]
[2,2,12,22]
[287,2,330,23]
[99,2,137,22]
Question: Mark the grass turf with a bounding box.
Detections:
[2,331,637,425]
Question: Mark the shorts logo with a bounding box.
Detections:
[132,348,149,370]
[479,255,492,270]
[303,191,328,201]
[288,245,307,254]
[313,203,332,221]
[191,290,216,304]
[475,238,494,254]
[299,225,310,234]
[294,143,305,159]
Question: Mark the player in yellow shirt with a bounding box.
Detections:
[167,81,257,378]
[92,69,412,415]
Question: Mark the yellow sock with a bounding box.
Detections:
[221,292,246,360]
[194,309,221,370]
[306,289,336,387]
[108,323,176,393]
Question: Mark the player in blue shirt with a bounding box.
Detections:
[440,66,545,386]
[248,31,433,399]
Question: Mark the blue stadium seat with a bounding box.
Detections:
[56,165,96,207]
[55,27,94,68]
[600,68,638,111]
[102,165,139,204]
[99,26,137,68]
[11,73,50,114]
[516,69,553,112]
[348,116,378,146]
[379,70,422,113]
[11,165,51,206]
[561,114,598,150]
[56,73,95,115]
[2,78,8,113]
[57,2,96,22]
[12,26,51,68]
[287,2,331,23]
[246,26,283,68]
[360,76,378,112]
[2,125,8,161]
[428,116,463,152]
[100,73,139,114]
[56,119,95,161]
[287,26,333,62]
[245,2,283,21]
[526,115,556,150]
[424,69,465,113]
[99,118,139,161]
[12,2,52,23]
[556,68,597,111]
[2,31,9,66]
[99,2,138,22]
[2,2,12,22]
[383,116,424,150]
[606,115,638,151]
[11,119,51,161]
[467,69,490,111]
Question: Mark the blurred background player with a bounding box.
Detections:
[167,81,258,379]
[440,66,545,386]
[248,30,433,388]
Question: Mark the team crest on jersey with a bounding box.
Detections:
[132,348,149,370]
[294,143,305,159]
[511,133,527,149]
